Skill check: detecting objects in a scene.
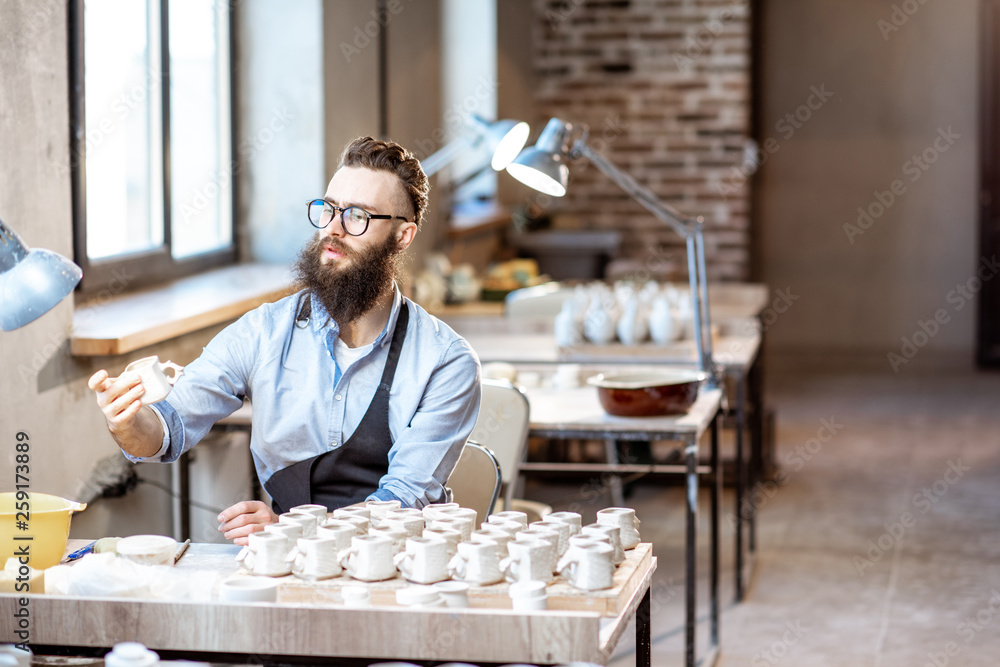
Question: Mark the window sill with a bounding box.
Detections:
[71,263,296,357]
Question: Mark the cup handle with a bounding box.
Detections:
[160,361,185,385]
[235,546,249,562]
[500,556,518,583]
[338,546,356,570]
[556,552,575,578]
[393,551,411,576]
[448,553,465,580]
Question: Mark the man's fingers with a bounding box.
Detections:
[107,384,145,416]
[109,399,144,426]
[224,523,267,542]
[218,500,260,523]
[88,370,110,392]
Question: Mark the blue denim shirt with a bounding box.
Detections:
[134,285,482,508]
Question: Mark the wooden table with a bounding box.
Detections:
[458,329,760,603]
[522,385,724,667]
[0,541,656,666]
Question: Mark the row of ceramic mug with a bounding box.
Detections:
[235,502,640,591]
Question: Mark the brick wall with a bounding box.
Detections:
[529,0,751,281]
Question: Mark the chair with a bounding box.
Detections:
[447,441,502,520]
[469,379,552,522]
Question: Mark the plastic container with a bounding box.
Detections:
[116,535,178,566]
[104,642,159,667]
[0,493,86,570]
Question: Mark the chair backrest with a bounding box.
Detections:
[447,441,501,520]
[469,379,530,509]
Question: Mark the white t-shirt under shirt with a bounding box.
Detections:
[334,336,373,376]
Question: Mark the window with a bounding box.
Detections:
[70,0,235,293]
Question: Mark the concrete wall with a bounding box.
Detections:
[757,0,980,363]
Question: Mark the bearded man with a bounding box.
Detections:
[88,137,482,544]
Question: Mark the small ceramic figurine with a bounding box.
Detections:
[583,293,617,345]
[554,299,583,347]
[648,295,681,344]
[616,296,648,345]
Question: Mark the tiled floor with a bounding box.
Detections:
[525,365,1000,666]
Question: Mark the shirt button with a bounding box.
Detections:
[335,394,343,401]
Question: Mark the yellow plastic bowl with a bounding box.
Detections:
[0,493,86,570]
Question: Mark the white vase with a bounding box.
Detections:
[649,296,681,344]
[554,300,583,347]
[583,295,617,345]
[616,297,648,346]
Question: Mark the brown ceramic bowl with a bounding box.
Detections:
[587,370,706,417]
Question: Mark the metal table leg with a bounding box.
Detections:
[710,413,721,651]
[636,587,651,667]
[734,374,747,601]
[685,436,698,667]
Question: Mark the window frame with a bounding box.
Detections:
[69,0,239,295]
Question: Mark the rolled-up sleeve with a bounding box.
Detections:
[370,338,481,508]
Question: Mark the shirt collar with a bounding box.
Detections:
[308,283,402,349]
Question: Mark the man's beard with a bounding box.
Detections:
[294,233,402,326]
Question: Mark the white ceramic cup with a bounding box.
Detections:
[482,519,523,539]
[220,576,279,602]
[264,521,302,550]
[533,519,571,557]
[290,504,329,523]
[317,519,357,553]
[423,527,463,559]
[333,513,370,535]
[581,523,625,565]
[334,506,371,520]
[236,531,292,577]
[422,502,459,521]
[365,499,402,527]
[428,516,474,542]
[288,535,342,580]
[557,541,615,591]
[382,514,425,538]
[553,363,582,390]
[433,580,470,608]
[448,539,503,585]
[508,580,548,611]
[395,585,444,608]
[370,525,408,555]
[488,511,529,528]
[279,512,317,538]
[501,537,553,584]
[597,507,641,550]
[394,536,451,584]
[341,585,371,608]
[125,355,184,405]
[471,528,513,562]
[436,506,478,528]
[547,511,583,536]
[516,527,560,574]
[339,534,396,582]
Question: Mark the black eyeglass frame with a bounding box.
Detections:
[306,198,412,236]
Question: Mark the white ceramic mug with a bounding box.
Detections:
[288,535,341,580]
[428,516,474,542]
[339,534,396,582]
[290,504,329,523]
[125,355,184,405]
[597,507,641,550]
[533,519,571,557]
[423,527,463,559]
[332,512,370,535]
[317,519,357,553]
[370,525,408,556]
[279,512,317,538]
[264,521,302,550]
[482,519,523,538]
[557,541,615,591]
[382,514,425,538]
[436,506,478,528]
[500,537,553,584]
[547,511,583,536]
[236,531,291,577]
[448,540,502,585]
[582,523,625,565]
[365,499,402,527]
[488,511,529,528]
[394,536,451,584]
[341,585,371,608]
[422,502,459,521]
[516,527,560,574]
[471,528,513,562]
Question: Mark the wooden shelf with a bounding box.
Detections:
[71,263,296,357]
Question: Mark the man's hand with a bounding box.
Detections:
[218,501,278,545]
[89,369,145,431]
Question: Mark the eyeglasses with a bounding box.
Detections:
[306,199,412,236]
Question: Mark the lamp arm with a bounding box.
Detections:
[421,134,476,177]
[573,140,717,383]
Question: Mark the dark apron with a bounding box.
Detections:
[264,303,409,514]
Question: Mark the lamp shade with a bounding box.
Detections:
[506,117,571,197]
[473,117,531,170]
[0,217,83,331]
